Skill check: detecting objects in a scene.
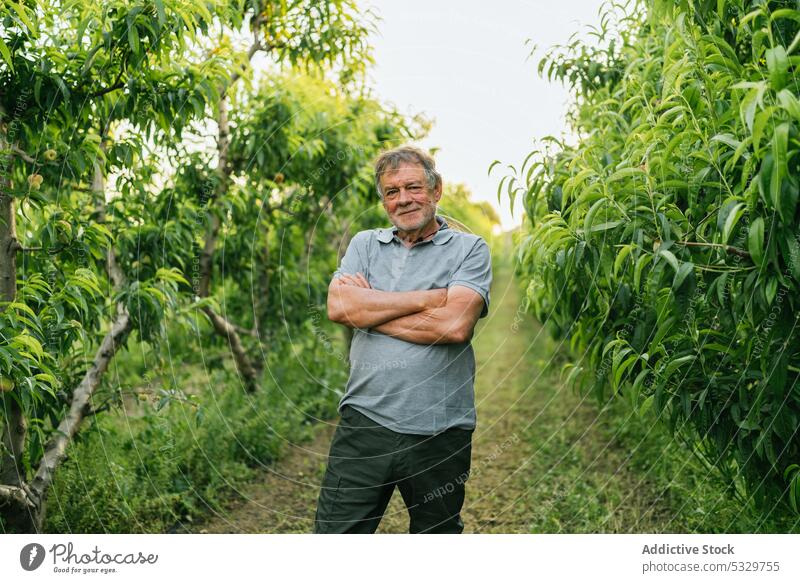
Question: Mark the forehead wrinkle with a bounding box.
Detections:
[380,166,426,189]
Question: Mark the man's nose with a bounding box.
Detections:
[397,188,414,204]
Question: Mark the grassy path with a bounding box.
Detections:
[189,260,680,533]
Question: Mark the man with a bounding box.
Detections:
[313,145,492,534]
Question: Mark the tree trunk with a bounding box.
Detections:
[193,18,272,391]
[0,188,26,487]
[0,395,26,487]
[0,139,133,532]
[0,138,30,528]
[197,97,260,392]
[0,175,20,302]
[202,306,258,393]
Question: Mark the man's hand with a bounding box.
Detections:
[337,272,371,289]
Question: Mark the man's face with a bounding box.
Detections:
[380,162,442,232]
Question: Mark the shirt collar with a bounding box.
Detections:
[377,215,454,246]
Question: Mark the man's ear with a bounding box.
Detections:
[432,181,443,203]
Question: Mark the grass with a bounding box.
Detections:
[42,322,348,533]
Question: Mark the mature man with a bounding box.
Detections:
[313,146,492,534]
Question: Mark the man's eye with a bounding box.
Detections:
[408,185,422,193]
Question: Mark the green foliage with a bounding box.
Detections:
[1,0,242,489]
[512,0,800,517]
[44,337,347,533]
[439,183,501,246]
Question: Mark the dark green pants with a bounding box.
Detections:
[313,405,473,534]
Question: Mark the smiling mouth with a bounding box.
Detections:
[399,209,419,215]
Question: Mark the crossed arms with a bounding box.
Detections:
[326,272,485,345]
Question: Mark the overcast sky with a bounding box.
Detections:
[364,0,607,230]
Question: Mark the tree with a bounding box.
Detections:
[510,0,800,516]
[0,0,240,532]
[190,0,377,391]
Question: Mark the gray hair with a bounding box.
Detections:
[373,146,442,198]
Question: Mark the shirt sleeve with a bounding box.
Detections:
[448,238,492,318]
[333,231,369,280]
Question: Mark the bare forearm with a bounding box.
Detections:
[373,308,469,345]
[328,285,444,329]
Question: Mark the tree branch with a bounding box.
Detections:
[28,303,132,501]
[87,68,126,99]
[675,240,751,259]
[0,483,36,509]
[202,306,258,392]
[8,143,35,164]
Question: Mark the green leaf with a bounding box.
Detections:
[563,363,584,391]
[771,123,790,218]
[9,301,37,319]
[588,220,622,233]
[739,8,764,27]
[52,75,70,101]
[662,355,696,379]
[703,343,732,353]
[0,37,14,73]
[634,254,652,290]
[752,107,774,152]
[34,373,58,387]
[614,244,634,275]
[785,235,800,279]
[652,316,677,347]
[155,0,167,26]
[582,198,605,242]
[722,202,745,244]
[12,333,45,360]
[747,217,764,264]
[658,249,679,273]
[765,277,778,304]
[770,9,800,25]
[740,86,760,131]
[638,394,654,418]
[602,338,627,358]
[156,268,189,285]
[613,354,638,392]
[672,261,694,289]
[127,20,140,55]
[607,167,647,183]
[711,133,741,150]
[737,418,760,431]
[9,2,36,36]
[777,89,800,120]
[766,45,789,91]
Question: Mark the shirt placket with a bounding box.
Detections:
[388,235,433,290]
[389,240,409,291]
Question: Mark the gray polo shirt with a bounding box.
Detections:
[332,215,492,435]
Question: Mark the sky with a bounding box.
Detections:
[364,0,608,230]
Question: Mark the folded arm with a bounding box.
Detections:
[327,272,447,329]
[372,285,486,345]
